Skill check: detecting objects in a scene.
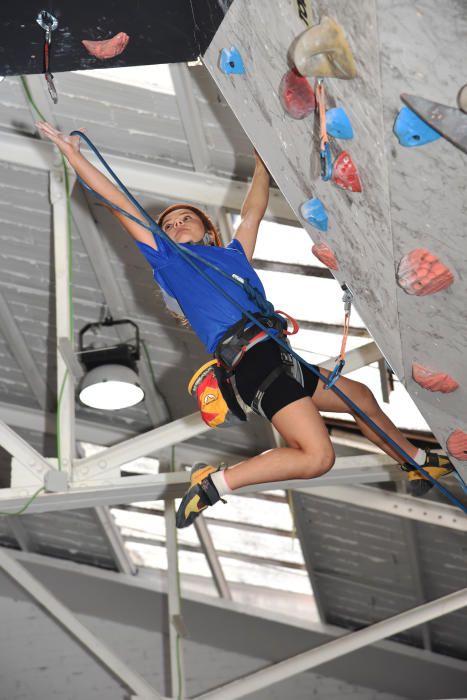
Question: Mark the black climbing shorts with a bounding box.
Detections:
[234,339,320,422]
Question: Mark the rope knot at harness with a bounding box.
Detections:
[237,277,275,317]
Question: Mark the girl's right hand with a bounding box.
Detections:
[36,121,83,157]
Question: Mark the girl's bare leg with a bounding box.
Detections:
[223,396,335,490]
[311,369,418,464]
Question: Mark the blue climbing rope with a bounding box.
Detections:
[72,131,467,515]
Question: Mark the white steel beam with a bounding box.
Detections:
[50,167,75,476]
[73,413,209,481]
[0,401,135,446]
[94,506,137,576]
[0,467,463,530]
[170,64,211,172]
[400,517,432,650]
[0,455,436,514]
[0,130,294,222]
[193,588,467,700]
[0,290,50,409]
[163,465,185,699]
[307,484,465,530]
[0,547,163,700]
[6,516,35,551]
[194,516,232,600]
[0,418,49,483]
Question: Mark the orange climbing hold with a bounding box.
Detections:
[397,249,454,296]
[82,32,130,59]
[280,68,316,119]
[447,429,467,461]
[331,151,362,192]
[312,242,338,270]
[412,363,459,393]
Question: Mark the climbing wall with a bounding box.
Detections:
[202,0,467,483]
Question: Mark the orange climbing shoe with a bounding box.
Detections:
[401,449,454,497]
[176,463,223,529]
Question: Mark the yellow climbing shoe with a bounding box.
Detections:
[176,463,222,529]
[402,450,454,497]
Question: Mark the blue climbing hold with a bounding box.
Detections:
[326,107,354,139]
[300,198,328,232]
[219,47,246,75]
[394,106,441,147]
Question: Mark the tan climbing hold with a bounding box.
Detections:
[82,32,130,60]
[447,429,467,461]
[312,242,338,270]
[396,248,454,296]
[292,16,357,80]
[412,363,459,393]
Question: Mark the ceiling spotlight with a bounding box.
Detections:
[77,316,145,410]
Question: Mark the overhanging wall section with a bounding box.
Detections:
[203,0,403,379]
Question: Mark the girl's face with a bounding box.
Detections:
[160,208,206,244]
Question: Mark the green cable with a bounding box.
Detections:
[0,486,46,517]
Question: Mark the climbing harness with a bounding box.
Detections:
[316,80,332,181]
[36,10,59,103]
[213,310,301,421]
[214,310,298,371]
[325,284,353,390]
[69,131,467,515]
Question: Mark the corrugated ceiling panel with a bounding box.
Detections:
[52,73,193,168]
[294,491,467,657]
[0,509,119,570]
[0,78,35,135]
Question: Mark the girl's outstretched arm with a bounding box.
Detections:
[234,151,270,261]
[36,121,157,249]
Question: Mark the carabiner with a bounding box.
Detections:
[320,141,333,181]
[324,359,345,391]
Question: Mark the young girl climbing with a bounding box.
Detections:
[37,121,454,528]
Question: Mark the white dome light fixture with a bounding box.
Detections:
[77,317,145,411]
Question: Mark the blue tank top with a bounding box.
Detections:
[136,235,268,353]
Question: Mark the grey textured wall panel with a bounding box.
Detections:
[376,0,467,479]
[203,0,404,381]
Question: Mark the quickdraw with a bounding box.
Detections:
[36,10,58,103]
[316,79,332,181]
[325,283,353,390]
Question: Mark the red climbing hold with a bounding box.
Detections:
[397,249,454,296]
[447,429,467,461]
[82,32,130,60]
[312,242,338,270]
[412,363,459,393]
[280,68,316,119]
[331,151,362,192]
